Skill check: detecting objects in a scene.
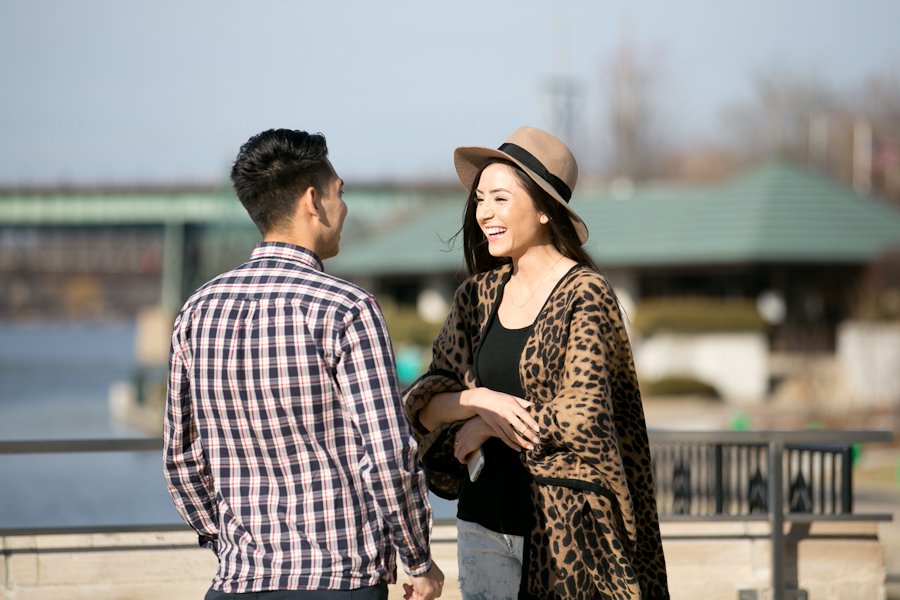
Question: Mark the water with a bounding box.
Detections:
[0,322,455,529]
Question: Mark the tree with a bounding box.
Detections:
[856,67,900,201]
[596,34,674,183]
[718,67,835,165]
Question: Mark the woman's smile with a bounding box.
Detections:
[484,226,507,241]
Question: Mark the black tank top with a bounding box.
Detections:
[456,311,535,535]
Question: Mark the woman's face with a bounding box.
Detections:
[474,163,549,259]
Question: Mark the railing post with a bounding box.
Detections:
[769,439,785,600]
[841,445,853,514]
[714,444,724,514]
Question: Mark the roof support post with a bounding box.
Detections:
[161,221,184,316]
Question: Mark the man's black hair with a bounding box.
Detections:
[230,129,332,235]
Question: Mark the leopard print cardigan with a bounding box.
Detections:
[403,263,669,600]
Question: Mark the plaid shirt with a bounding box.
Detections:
[164,242,433,593]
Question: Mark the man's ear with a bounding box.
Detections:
[299,186,320,218]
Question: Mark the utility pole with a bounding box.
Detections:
[542,75,583,150]
[541,8,583,156]
[808,113,829,170]
[614,34,640,182]
[853,118,872,195]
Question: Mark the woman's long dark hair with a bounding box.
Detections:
[455,159,600,276]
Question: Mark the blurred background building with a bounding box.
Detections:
[3,156,900,426]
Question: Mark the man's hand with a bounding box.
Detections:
[403,562,444,600]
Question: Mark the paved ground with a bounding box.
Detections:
[856,486,900,599]
[855,445,900,600]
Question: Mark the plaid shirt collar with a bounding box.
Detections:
[250,241,324,272]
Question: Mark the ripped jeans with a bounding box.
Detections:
[456,519,523,600]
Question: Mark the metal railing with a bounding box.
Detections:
[648,429,893,600]
[0,438,162,455]
[1,430,894,600]
[0,438,190,536]
[651,435,857,518]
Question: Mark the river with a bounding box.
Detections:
[0,321,455,529]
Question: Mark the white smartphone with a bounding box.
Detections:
[467,447,485,482]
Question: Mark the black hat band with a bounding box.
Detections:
[498,142,572,202]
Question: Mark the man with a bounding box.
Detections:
[164,129,443,600]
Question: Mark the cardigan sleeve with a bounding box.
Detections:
[402,278,479,498]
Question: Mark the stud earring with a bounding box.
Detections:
[540,215,549,224]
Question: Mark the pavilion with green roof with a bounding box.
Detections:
[329,161,900,351]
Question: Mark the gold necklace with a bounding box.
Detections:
[508,256,565,308]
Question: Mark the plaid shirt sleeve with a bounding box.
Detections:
[335,296,433,575]
[163,313,220,549]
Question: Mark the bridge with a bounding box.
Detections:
[0,189,251,316]
[0,187,451,317]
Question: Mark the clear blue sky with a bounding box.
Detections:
[1,0,898,186]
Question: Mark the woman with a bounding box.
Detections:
[403,127,669,600]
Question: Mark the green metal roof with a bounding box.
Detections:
[328,162,900,276]
[0,188,444,227]
[0,191,253,225]
[581,161,900,266]
[327,200,466,276]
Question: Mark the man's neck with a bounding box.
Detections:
[264,231,318,256]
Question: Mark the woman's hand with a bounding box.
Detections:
[452,416,493,463]
[462,388,540,452]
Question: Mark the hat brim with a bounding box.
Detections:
[454,145,589,245]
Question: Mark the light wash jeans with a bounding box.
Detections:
[456,519,523,600]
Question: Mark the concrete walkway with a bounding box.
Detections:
[856,486,900,600]
[855,442,900,600]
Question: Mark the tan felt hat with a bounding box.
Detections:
[454,126,588,244]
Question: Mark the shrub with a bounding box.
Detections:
[642,377,719,397]
[632,296,768,335]
[377,299,443,348]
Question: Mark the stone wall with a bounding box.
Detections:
[0,531,216,600]
[0,522,886,600]
[837,321,900,408]
[0,526,460,600]
[634,332,769,403]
